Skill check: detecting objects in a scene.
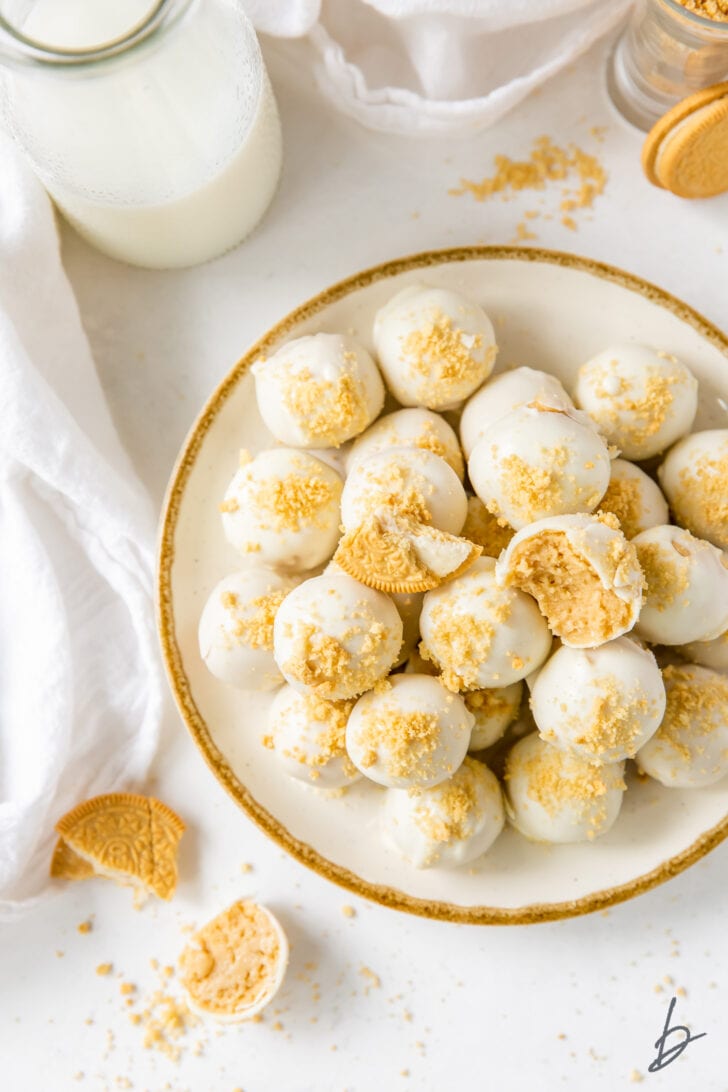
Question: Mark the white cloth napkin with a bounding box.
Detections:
[245,0,633,135]
[0,133,163,917]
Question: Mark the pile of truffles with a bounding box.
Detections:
[199,281,728,869]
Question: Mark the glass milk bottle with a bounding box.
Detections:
[0,0,282,268]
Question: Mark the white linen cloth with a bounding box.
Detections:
[244,0,633,135]
[0,133,163,916]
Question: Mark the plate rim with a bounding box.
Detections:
[157,244,728,925]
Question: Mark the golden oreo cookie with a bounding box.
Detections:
[50,837,95,881]
[54,793,185,901]
[333,511,482,594]
[642,82,728,198]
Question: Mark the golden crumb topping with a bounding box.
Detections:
[584,362,679,449]
[506,743,624,832]
[657,664,728,757]
[351,461,434,524]
[179,901,284,1018]
[495,445,570,524]
[461,497,514,558]
[354,704,443,780]
[634,539,690,611]
[464,688,514,720]
[427,593,512,691]
[676,450,728,543]
[401,310,494,402]
[281,618,393,698]
[267,695,357,779]
[412,758,484,843]
[253,471,339,533]
[280,364,369,447]
[224,589,287,651]
[543,676,660,759]
[598,476,644,540]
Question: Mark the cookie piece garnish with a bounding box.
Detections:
[334,510,482,594]
[54,793,185,902]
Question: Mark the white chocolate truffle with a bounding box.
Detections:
[677,630,728,673]
[419,556,552,690]
[340,446,467,535]
[598,458,669,539]
[636,663,728,788]
[504,733,626,844]
[264,685,360,789]
[574,343,698,460]
[633,525,728,645]
[380,757,505,868]
[460,366,574,458]
[273,571,402,700]
[198,569,298,690]
[221,448,342,571]
[465,681,523,751]
[347,407,464,479]
[468,403,611,530]
[373,284,497,410]
[497,513,645,648]
[530,637,665,762]
[658,429,728,551]
[346,674,471,789]
[252,333,384,448]
[179,899,288,1023]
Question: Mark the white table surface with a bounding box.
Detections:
[3,31,728,1092]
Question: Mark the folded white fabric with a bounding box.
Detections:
[245,0,632,135]
[0,133,163,917]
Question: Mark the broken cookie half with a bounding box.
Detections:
[333,509,482,594]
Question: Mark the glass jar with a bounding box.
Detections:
[608,0,728,130]
[0,0,282,268]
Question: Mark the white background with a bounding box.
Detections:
[2,31,728,1092]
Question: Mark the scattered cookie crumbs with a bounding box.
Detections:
[449,134,607,239]
[120,982,135,996]
[676,986,688,997]
[359,966,382,993]
[240,863,253,874]
[55,950,65,958]
[272,1020,284,1032]
[341,905,356,919]
[77,920,93,934]
[630,1070,644,1083]
[96,963,113,976]
[400,1070,410,1078]
[654,983,664,993]
[557,1033,567,1040]
[663,975,673,985]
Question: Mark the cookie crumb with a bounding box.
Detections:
[77,920,92,935]
[96,963,113,976]
[341,905,356,919]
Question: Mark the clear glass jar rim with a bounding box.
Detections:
[659,0,728,31]
[0,0,194,67]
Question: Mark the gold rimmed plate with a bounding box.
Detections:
[157,247,728,924]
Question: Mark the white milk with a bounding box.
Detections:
[14,0,282,268]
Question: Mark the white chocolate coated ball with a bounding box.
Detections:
[420,556,552,690]
[346,674,472,789]
[265,685,361,789]
[459,366,574,458]
[199,569,298,690]
[658,429,728,551]
[465,681,523,751]
[530,637,665,762]
[252,333,384,448]
[380,757,505,867]
[598,458,669,539]
[347,407,464,479]
[273,571,402,700]
[633,525,728,645]
[373,284,497,410]
[340,446,467,534]
[677,630,728,673]
[221,448,343,571]
[468,404,610,530]
[504,733,626,844]
[574,343,697,460]
[636,664,728,788]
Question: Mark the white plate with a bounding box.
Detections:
[158,247,728,924]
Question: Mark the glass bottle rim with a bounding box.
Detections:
[0,0,196,69]
[659,0,728,32]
